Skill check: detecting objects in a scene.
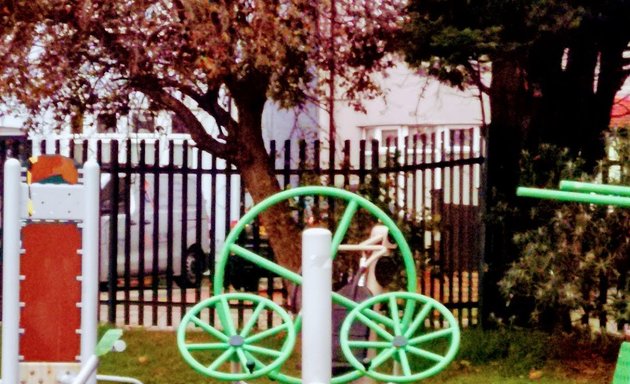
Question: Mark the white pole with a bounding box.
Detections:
[70,355,99,384]
[81,159,100,384]
[2,158,22,384]
[301,228,332,384]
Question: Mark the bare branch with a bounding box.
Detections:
[464,60,490,94]
[131,76,230,160]
[155,76,238,136]
[200,87,238,136]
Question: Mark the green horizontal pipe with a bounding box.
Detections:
[516,187,630,208]
[559,180,630,197]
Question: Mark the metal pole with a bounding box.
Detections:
[516,187,630,207]
[70,355,99,384]
[328,0,336,144]
[2,158,21,384]
[81,159,100,384]
[559,180,630,197]
[302,228,332,384]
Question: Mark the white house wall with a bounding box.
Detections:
[321,61,490,166]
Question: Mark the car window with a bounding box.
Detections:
[100,175,132,214]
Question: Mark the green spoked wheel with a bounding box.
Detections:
[177,293,296,382]
[213,186,419,383]
[340,291,460,383]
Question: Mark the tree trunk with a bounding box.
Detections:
[529,25,628,170]
[483,33,628,328]
[70,104,85,135]
[231,96,302,273]
[482,56,532,325]
[487,57,531,197]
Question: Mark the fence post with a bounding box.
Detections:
[107,140,119,324]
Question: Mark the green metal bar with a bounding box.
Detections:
[244,323,290,344]
[404,302,433,339]
[189,316,230,343]
[219,297,237,337]
[356,311,394,341]
[369,347,397,370]
[229,244,303,284]
[397,350,412,376]
[207,347,235,371]
[332,292,395,329]
[186,342,230,351]
[408,328,454,345]
[389,295,402,336]
[406,346,445,363]
[347,340,392,349]
[559,180,630,197]
[516,187,630,207]
[240,301,266,338]
[330,200,358,257]
[244,344,284,358]
[235,348,250,370]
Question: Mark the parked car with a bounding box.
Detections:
[223,221,275,292]
[99,173,211,288]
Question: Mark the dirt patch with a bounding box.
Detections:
[552,356,615,384]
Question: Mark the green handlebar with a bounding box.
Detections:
[559,180,630,197]
[517,185,630,208]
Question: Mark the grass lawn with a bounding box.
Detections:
[98,327,620,384]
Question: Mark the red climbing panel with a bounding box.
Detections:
[20,223,82,362]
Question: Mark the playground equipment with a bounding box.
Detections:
[177,186,461,383]
[518,180,629,384]
[517,180,630,207]
[613,337,630,384]
[1,155,140,384]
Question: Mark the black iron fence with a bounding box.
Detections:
[0,129,485,328]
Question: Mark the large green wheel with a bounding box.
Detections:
[213,186,419,384]
[340,291,460,383]
[177,293,296,381]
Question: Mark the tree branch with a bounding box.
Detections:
[131,76,231,160]
[200,87,238,136]
[465,60,491,94]
[83,16,236,159]
[152,77,238,136]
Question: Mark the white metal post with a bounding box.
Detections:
[2,158,22,384]
[70,355,99,384]
[81,159,100,384]
[301,228,332,384]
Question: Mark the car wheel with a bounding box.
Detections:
[177,245,206,288]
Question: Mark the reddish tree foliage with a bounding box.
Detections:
[0,0,405,270]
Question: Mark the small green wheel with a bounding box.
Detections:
[177,292,296,381]
[340,291,460,383]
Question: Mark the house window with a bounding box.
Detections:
[131,111,155,133]
[96,113,117,133]
[381,129,399,146]
[363,126,408,148]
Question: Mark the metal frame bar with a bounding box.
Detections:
[1,157,100,384]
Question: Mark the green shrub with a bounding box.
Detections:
[499,131,629,331]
